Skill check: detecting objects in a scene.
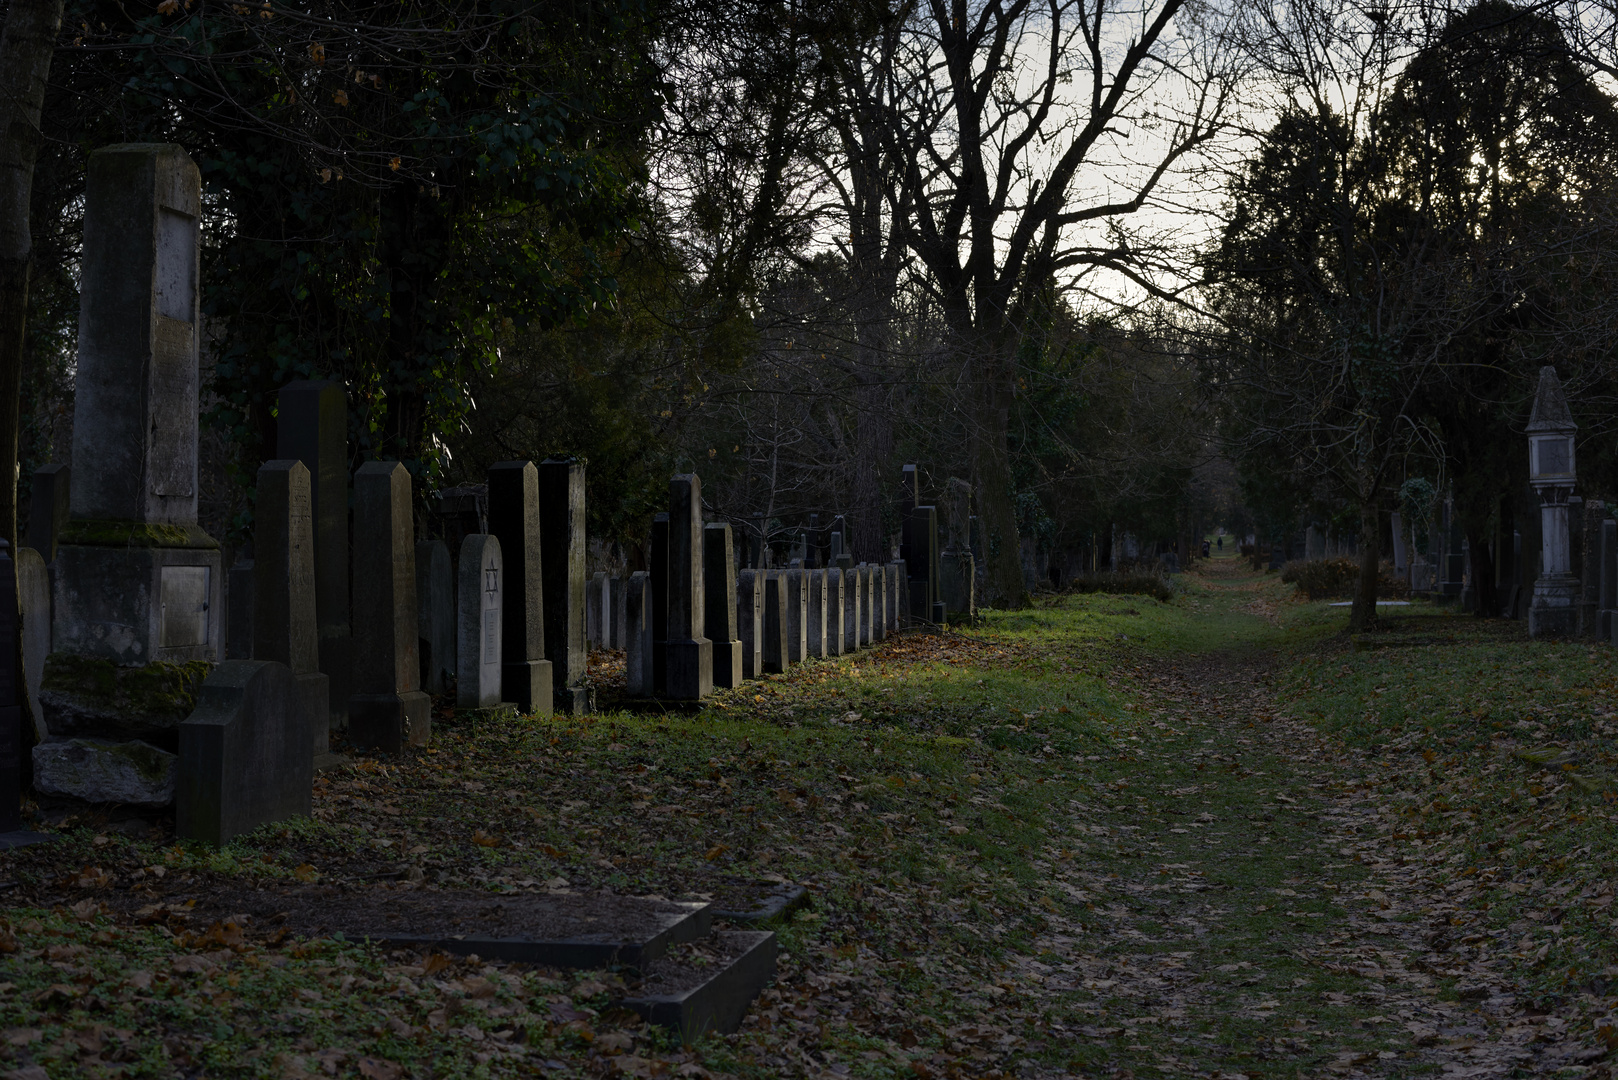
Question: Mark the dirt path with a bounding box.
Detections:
[1019,560,1596,1078]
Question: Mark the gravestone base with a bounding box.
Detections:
[666,639,713,700]
[33,736,176,806]
[348,691,432,754]
[555,685,595,716]
[503,660,554,717]
[1529,574,1579,638]
[713,640,744,689]
[53,537,223,665]
[314,752,352,773]
[177,659,312,846]
[0,831,52,850]
[294,670,331,755]
[460,703,519,720]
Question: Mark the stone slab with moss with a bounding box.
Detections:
[39,654,210,750]
[31,736,176,807]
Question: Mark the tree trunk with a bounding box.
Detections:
[969,356,1029,609]
[0,0,64,548]
[1465,525,1498,617]
[1349,503,1381,632]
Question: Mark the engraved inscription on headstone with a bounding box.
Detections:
[1539,437,1571,476]
[159,566,209,648]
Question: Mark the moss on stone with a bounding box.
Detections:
[97,739,175,783]
[57,519,218,549]
[42,654,211,721]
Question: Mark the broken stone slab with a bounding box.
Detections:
[38,654,208,748]
[623,929,777,1037]
[177,659,313,845]
[33,737,176,807]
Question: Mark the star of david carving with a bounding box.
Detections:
[485,559,499,599]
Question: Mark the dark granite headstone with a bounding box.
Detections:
[415,539,454,696]
[666,475,712,699]
[487,462,552,716]
[276,379,351,736]
[625,571,652,697]
[457,534,504,709]
[703,524,744,689]
[348,462,430,752]
[539,459,590,713]
[762,573,788,675]
[825,568,846,656]
[737,570,764,679]
[254,460,331,757]
[806,569,827,658]
[843,565,862,650]
[177,659,312,845]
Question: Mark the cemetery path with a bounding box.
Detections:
[1021,558,1602,1080]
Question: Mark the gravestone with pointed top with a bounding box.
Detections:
[487,462,552,715]
[539,459,591,713]
[457,535,505,709]
[53,145,223,668]
[703,524,743,689]
[254,460,331,758]
[348,462,431,751]
[276,379,351,736]
[666,475,712,699]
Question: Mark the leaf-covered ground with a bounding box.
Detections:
[4,552,1618,1078]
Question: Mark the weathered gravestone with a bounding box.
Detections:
[254,461,331,761]
[1600,519,1618,640]
[805,569,827,659]
[762,573,788,675]
[415,539,454,696]
[587,572,605,648]
[1390,512,1408,576]
[539,459,591,713]
[1528,366,1580,638]
[457,535,505,710]
[737,570,764,679]
[824,568,846,656]
[612,573,629,653]
[703,524,744,689]
[177,659,312,845]
[624,572,653,697]
[843,566,862,651]
[666,475,713,699]
[857,566,874,646]
[52,145,223,667]
[277,379,351,736]
[348,462,431,751]
[487,462,553,716]
[38,146,224,805]
[27,464,69,565]
[785,568,809,663]
[870,565,887,642]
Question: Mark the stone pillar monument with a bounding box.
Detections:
[703,524,743,689]
[1528,366,1579,638]
[253,461,331,762]
[487,462,553,716]
[276,379,351,735]
[538,459,591,713]
[665,475,712,699]
[456,534,505,710]
[53,145,222,666]
[348,462,431,750]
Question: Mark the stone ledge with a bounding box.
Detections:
[58,520,218,549]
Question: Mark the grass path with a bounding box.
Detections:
[2,555,1615,1078]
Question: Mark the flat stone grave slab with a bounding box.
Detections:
[132,886,712,970]
[624,928,776,1037]
[711,877,810,925]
